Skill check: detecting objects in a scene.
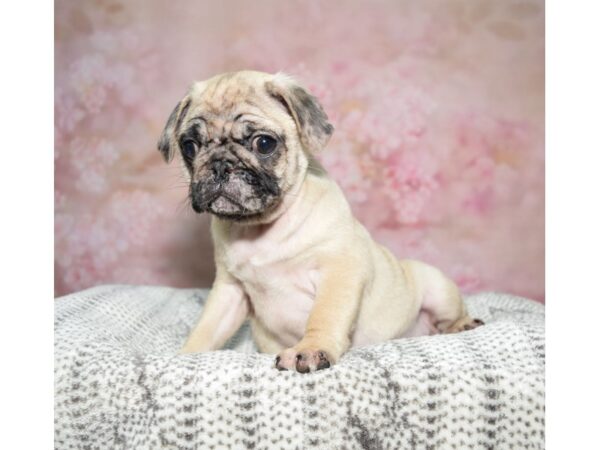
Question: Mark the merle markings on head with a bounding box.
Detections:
[157,71,334,223]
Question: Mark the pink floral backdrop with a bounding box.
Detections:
[55,0,545,301]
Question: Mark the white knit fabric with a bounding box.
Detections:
[54,285,545,449]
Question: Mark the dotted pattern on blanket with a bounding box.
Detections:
[55,286,545,450]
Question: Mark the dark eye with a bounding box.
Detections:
[252,135,277,155]
[181,141,197,159]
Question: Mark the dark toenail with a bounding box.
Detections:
[297,364,310,374]
[317,360,330,370]
[474,319,484,325]
[276,366,288,371]
[296,353,303,361]
[275,356,280,364]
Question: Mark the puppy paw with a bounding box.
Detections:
[445,317,485,333]
[275,348,332,373]
[463,318,485,330]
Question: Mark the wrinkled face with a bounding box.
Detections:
[158,71,333,223]
[178,100,287,219]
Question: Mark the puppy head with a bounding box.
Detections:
[157,71,333,223]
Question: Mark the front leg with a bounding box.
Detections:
[180,272,248,353]
[276,256,365,373]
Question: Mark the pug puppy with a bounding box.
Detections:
[158,70,483,373]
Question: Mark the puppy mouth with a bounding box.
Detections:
[190,172,281,219]
[207,193,246,214]
[191,192,269,221]
[190,188,238,213]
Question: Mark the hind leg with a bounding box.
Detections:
[401,260,484,335]
[427,286,484,334]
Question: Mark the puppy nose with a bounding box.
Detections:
[211,160,233,181]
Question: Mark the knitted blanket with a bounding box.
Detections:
[54,285,545,449]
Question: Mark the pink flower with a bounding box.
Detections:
[319,133,371,205]
[453,266,483,294]
[68,138,119,194]
[55,89,85,135]
[382,152,440,224]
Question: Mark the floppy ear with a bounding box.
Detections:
[157,97,189,163]
[265,74,334,152]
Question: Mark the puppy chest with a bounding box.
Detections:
[237,264,320,306]
[226,253,320,341]
[223,239,320,292]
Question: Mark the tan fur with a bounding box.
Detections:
[163,71,482,373]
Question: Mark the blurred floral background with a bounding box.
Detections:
[55,0,544,301]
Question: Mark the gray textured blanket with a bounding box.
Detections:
[54,285,545,449]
